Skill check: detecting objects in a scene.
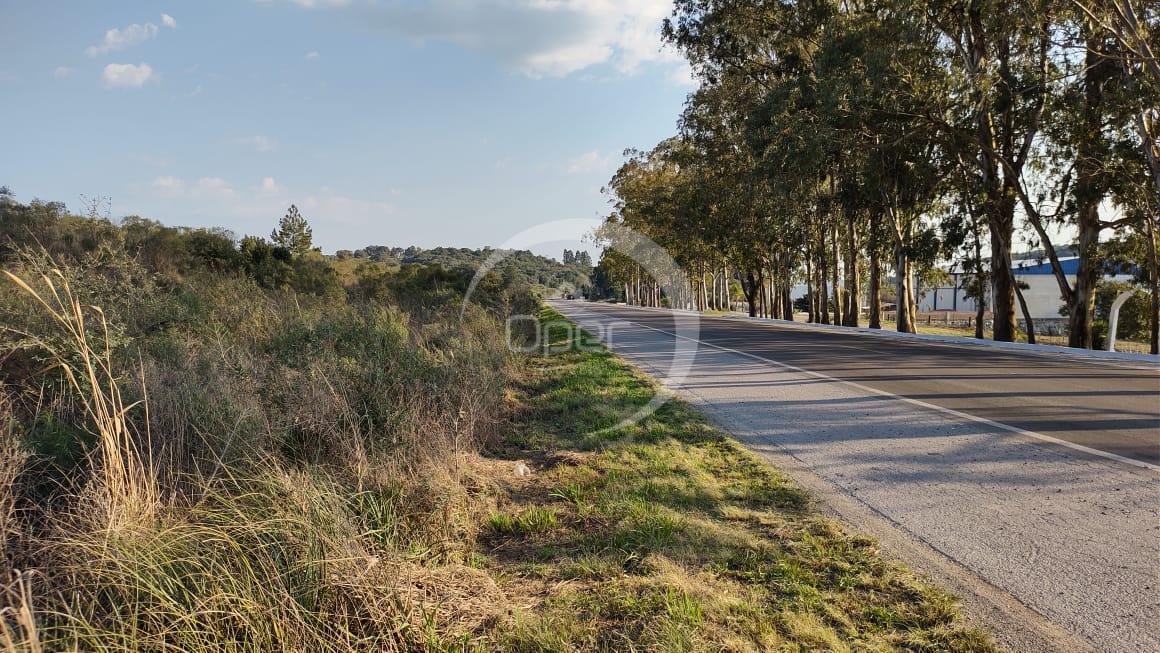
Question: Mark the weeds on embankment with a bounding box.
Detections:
[0,244,527,652]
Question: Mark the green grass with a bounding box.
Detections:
[481,306,998,652]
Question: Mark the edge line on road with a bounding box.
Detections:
[568,305,1160,473]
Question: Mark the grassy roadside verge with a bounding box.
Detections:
[482,307,998,652]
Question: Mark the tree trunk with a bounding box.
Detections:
[1144,211,1160,355]
[843,214,860,326]
[968,2,1015,342]
[1067,29,1113,349]
[805,253,815,323]
[831,225,842,326]
[766,267,775,318]
[869,212,882,329]
[819,228,831,325]
[722,263,730,311]
[701,264,710,311]
[974,283,986,340]
[1015,282,1037,345]
[989,203,1018,342]
[895,241,915,333]
[1067,222,1099,349]
[906,258,919,329]
[744,270,758,317]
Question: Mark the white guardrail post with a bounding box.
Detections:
[1106,290,1137,352]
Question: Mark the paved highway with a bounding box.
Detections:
[551,300,1160,653]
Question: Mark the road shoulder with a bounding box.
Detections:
[695,398,1098,653]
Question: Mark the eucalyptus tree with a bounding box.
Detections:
[642,0,1156,350]
[667,0,837,321]
[600,139,712,308]
[1071,0,1159,351]
[812,2,950,330]
[925,0,1059,341]
[685,66,806,318]
[962,0,1158,349]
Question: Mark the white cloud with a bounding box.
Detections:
[668,61,697,88]
[279,0,680,78]
[305,50,320,60]
[566,150,616,174]
[161,14,178,29]
[86,22,159,57]
[52,66,74,78]
[101,63,157,88]
[259,176,281,192]
[193,177,234,198]
[153,175,234,198]
[152,176,184,193]
[288,0,351,7]
[239,135,279,152]
[298,193,394,226]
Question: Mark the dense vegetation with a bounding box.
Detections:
[0,195,535,651]
[593,0,1159,353]
[341,245,592,298]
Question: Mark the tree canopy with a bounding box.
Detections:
[591,0,1159,352]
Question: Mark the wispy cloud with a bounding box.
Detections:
[86,15,177,57]
[152,175,184,194]
[86,22,159,57]
[305,51,320,60]
[277,0,681,79]
[101,63,157,88]
[566,150,616,174]
[52,66,74,79]
[193,177,234,198]
[238,135,279,152]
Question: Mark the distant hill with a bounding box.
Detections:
[338,245,592,297]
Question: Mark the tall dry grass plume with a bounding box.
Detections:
[1,269,157,529]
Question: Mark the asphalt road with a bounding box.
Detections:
[551,300,1160,653]
[562,301,1160,466]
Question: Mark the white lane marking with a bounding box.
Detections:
[564,304,1160,473]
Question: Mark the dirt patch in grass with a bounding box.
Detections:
[476,307,1000,652]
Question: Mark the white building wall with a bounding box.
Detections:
[1014,273,1137,319]
[1015,274,1069,319]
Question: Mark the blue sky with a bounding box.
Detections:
[0,0,692,254]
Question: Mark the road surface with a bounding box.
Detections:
[550,300,1160,653]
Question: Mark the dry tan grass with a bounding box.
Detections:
[2,270,158,530]
[0,571,44,653]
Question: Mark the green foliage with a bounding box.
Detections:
[271,204,313,256]
[351,245,592,298]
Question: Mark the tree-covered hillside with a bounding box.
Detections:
[340,245,593,297]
